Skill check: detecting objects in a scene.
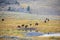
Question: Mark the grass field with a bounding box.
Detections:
[0,19,60,36]
[0,19,60,31]
[0,12,60,40]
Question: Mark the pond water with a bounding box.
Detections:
[26,32,44,36]
[26,32,60,37]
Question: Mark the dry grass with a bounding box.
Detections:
[0,19,60,32]
[0,19,60,38]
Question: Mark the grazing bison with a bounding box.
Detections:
[25,25,28,28]
[17,25,21,28]
[21,24,24,27]
[2,19,4,21]
[35,23,39,26]
[30,24,32,26]
[44,20,47,23]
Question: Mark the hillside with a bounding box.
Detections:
[0,11,60,20]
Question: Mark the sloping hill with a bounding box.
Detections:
[0,11,60,20]
[0,11,40,20]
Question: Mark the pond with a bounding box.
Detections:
[26,32,44,37]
